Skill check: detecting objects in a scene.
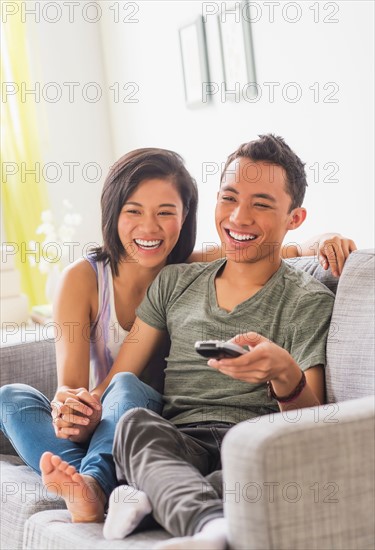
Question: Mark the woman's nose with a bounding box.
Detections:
[140,214,160,232]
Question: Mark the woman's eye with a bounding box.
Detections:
[159,211,174,216]
[222,195,235,202]
[126,209,140,214]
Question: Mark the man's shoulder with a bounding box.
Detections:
[281,260,336,302]
[159,259,225,285]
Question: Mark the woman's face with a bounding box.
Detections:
[117,178,185,269]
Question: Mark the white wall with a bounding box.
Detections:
[25,8,114,257]
[18,1,374,257]
[99,0,374,250]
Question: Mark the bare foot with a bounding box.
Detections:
[40,451,105,523]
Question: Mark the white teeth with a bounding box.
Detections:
[228,230,257,242]
[134,239,162,249]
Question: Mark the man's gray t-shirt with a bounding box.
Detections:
[136,259,335,426]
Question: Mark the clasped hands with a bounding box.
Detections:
[51,387,102,443]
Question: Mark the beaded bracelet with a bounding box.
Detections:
[267,370,306,403]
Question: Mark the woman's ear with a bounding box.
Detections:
[287,207,307,230]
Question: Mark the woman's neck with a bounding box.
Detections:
[115,259,166,291]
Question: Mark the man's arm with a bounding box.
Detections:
[207,333,325,411]
[92,318,166,399]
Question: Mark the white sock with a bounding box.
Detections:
[103,485,152,540]
[154,518,227,550]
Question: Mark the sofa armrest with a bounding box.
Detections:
[0,339,57,455]
[222,396,375,550]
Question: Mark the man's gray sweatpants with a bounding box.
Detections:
[113,408,233,537]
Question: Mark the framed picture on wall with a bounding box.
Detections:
[179,16,211,107]
[218,1,257,99]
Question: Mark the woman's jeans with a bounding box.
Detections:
[0,372,163,497]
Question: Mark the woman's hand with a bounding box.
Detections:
[51,387,102,443]
[299,233,357,277]
[316,233,357,276]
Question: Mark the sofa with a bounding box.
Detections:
[1,251,374,550]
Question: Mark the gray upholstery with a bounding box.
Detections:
[0,456,66,550]
[222,396,375,550]
[326,250,375,402]
[1,251,374,549]
[23,511,169,549]
[0,338,57,456]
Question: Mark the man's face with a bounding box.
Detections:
[215,158,305,263]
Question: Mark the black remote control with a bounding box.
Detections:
[195,340,248,359]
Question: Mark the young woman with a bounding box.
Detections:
[0,147,356,523]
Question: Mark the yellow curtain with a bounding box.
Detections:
[1,15,49,306]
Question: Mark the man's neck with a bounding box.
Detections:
[219,255,282,288]
[214,255,283,312]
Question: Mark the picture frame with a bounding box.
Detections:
[218,1,257,99]
[179,16,211,107]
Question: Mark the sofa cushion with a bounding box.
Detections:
[326,250,375,402]
[23,510,170,549]
[0,455,66,550]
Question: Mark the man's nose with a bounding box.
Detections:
[230,204,251,226]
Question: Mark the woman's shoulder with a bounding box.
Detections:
[59,257,98,290]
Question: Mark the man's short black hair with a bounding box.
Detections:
[221,134,308,211]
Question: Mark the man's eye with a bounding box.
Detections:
[222,195,236,202]
[255,203,271,209]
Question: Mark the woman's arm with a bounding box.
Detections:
[53,259,96,389]
[281,233,357,276]
[188,233,357,276]
[51,259,101,439]
[60,317,165,443]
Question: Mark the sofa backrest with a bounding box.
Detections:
[325,249,375,402]
[288,250,375,403]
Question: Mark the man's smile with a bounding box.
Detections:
[224,228,260,243]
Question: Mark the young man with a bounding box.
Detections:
[42,135,335,548]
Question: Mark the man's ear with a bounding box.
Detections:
[287,207,307,230]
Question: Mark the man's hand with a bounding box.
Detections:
[51,387,102,443]
[207,332,301,386]
[208,332,325,408]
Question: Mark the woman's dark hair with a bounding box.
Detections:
[92,148,198,275]
[221,134,307,211]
